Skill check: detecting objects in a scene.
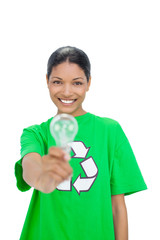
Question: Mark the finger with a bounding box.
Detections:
[49,147,70,161]
[42,156,73,176]
[58,161,73,175]
[39,172,64,193]
[47,171,65,184]
[51,162,73,179]
[50,165,72,181]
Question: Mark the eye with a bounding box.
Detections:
[52,81,62,85]
[74,82,83,86]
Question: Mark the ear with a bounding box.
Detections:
[46,74,49,88]
[86,76,91,91]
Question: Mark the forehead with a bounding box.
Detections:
[50,62,85,78]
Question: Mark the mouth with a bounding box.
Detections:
[58,98,77,105]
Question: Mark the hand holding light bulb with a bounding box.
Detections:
[30,114,78,194]
[33,147,73,193]
[47,113,78,191]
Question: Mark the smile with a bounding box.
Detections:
[58,98,77,104]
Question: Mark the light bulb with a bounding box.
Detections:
[50,113,78,154]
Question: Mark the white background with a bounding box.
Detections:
[0,0,159,239]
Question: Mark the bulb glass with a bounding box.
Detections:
[50,113,78,153]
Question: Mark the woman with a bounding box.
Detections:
[15,46,147,240]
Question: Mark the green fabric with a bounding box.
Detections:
[15,112,147,240]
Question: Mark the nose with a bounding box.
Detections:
[61,83,73,97]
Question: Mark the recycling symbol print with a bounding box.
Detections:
[56,141,98,195]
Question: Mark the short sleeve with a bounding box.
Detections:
[110,122,147,196]
[15,127,46,192]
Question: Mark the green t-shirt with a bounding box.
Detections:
[15,112,147,240]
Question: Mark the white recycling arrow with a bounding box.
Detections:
[56,141,90,191]
[72,157,98,194]
[73,174,96,195]
[80,157,98,177]
[69,141,89,158]
[56,141,98,193]
[56,177,72,191]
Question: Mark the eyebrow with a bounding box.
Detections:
[51,76,84,81]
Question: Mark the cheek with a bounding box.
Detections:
[48,86,59,95]
[77,85,88,95]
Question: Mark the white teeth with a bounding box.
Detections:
[60,99,75,104]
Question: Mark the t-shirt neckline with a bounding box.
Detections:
[52,112,92,123]
[74,112,91,122]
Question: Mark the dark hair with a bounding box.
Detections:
[47,46,91,82]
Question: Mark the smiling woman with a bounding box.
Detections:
[15,46,147,240]
[46,46,91,116]
[47,61,91,116]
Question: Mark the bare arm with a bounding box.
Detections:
[22,152,43,188]
[111,194,128,240]
[22,147,72,193]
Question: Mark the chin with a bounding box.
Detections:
[58,109,76,115]
[58,107,80,116]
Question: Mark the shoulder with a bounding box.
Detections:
[24,117,52,131]
[91,114,130,151]
[91,113,120,128]
[21,117,53,140]
[90,113,126,140]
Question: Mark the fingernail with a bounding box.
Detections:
[67,174,73,180]
[64,153,70,161]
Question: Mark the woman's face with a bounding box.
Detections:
[46,61,91,117]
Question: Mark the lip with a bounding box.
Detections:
[58,98,77,106]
